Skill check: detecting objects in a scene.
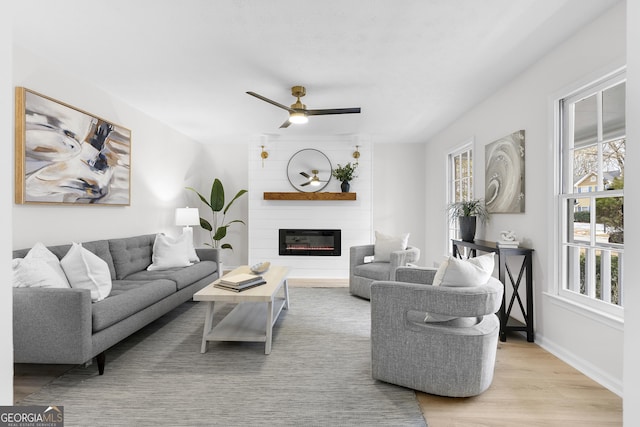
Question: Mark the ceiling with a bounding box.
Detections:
[12,0,620,145]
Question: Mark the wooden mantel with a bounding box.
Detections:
[263,192,356,201]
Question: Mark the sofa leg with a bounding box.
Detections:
[97,352,105,375]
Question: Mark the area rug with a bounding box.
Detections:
[20,287,427,426]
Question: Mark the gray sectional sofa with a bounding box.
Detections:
[12,233,220,374]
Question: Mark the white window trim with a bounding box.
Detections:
[548,64,626,321]
[444,138,474,256]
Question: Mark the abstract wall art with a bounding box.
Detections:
[15,88,131,205]
[484,130,525,213]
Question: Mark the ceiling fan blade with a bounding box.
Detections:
[300,181,311,186]
[306,107,361,116]
[300,171,311,178]
[246,91,294,112]
[279,119,292,128]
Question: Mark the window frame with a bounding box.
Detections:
[445,140,474,254]
[553,67,625,319]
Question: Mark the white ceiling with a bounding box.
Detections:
[13,0,620,145]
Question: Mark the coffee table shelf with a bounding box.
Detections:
[204,298,287,342]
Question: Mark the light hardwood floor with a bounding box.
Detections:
[13,284,622,425]
[417,332,622,426]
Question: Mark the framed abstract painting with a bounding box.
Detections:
[484,130,525,213]
[15,87,131,205]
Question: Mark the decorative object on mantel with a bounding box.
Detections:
[286,148,332,193]
[14,87,132,205]
[447,199,489,242]
[260,145,268,167]
[485,130,525,213]
[186,178,247,250]
[497,230,520,248]
[332,162,358,193]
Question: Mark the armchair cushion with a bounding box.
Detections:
[373,231,409,262]
[354,262,393,281]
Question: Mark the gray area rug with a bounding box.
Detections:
[21,287,427,426]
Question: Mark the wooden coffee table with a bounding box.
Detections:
[193,265,290,354]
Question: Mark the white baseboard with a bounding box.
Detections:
[535,334,623,397]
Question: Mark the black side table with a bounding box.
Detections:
[452,239,534,342]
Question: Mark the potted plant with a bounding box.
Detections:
[186,178,247,250]
[447,199,489,242]
[332,162,358,192]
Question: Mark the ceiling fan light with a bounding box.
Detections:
[289,111,308,124]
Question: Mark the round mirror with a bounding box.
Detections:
[286,149,332,192]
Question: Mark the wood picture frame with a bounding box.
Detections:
[15,87,131,205]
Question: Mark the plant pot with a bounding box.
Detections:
[341,181,350,192]
[459,216,477,242]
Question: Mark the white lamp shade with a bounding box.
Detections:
[175,207,200,226]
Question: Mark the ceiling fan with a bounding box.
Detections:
[246,86,361,128]
[299,170,327,187]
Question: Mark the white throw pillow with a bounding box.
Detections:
[147,233,193,271]
[373,231,410,262]
[24,242,70,287]
[434,253,495,287]
[425,253,495,322]
[61,243,112,302]
[12,257,69,288]
[431,257,449,287]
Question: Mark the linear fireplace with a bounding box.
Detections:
[279,229,341,256]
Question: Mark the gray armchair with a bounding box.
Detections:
[349,244,420,300]
[370,266,504,397]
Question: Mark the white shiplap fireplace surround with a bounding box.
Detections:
[248,135,372,279]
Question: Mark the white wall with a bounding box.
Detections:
[373,143,426,264]
[12,47,209,249]
[192,142,249,268]
[1,3,14,405]
[423,3,626,395]
[624,0,639,423]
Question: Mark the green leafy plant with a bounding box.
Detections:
[332,162,358,182]
[186,178,247,250]
[596,176,624,243]
[446,199,490,223]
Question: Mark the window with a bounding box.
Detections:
[557,69,625,317]
[447,142,473,247]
